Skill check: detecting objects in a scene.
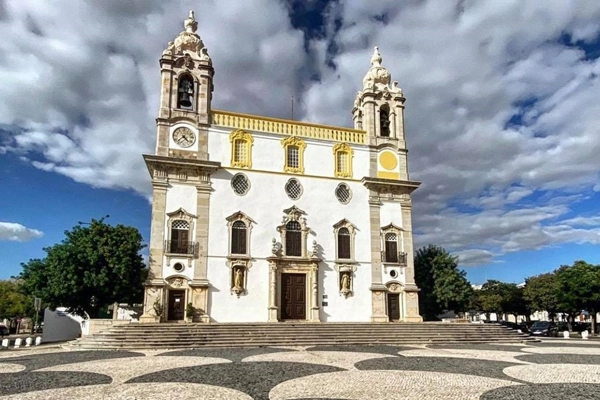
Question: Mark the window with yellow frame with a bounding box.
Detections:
[333,142,353,178]
[281,136,306,174]
[229,130,253,168]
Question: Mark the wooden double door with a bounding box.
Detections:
[281,273,306,320]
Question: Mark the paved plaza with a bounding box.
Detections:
[1,340,600,399]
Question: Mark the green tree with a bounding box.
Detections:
[523,272,559,320]
[475,280,504,319]
[19,218,147,318]
[555,261,600,334]
[414,245,473,320]
[476,280,529,321]
[0,279,33,320]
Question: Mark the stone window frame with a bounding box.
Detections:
[380,223,406,266]
[285,178,303,200]
[229,130,254,168]
[225,211,255,258]
[231,173,251,196]
[335,182,352,205]
[332,142,354,178]
[165,208,197,258]
[281,136,306,174]
[276,206,310,258]
[332,218,358,262]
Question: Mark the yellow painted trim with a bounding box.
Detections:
[229,129,253,169]
[225,166,361,182]
[212,109,367,144]
[332,142,354,178]
[377,171,400,180]
[281,136,306,174]
[379,151,398,170]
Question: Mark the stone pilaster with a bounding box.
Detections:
[268,261,278,322]
[368,193,388,322]
[310,264,320,322]
[190,182,211,319]
[400,196,422,322]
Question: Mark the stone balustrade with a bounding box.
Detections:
[212,110,367,144]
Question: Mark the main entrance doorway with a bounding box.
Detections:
[281,273,306,320]
[387,293,400,322]
[168,290,185,321]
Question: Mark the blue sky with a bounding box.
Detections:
[1,1,600,285]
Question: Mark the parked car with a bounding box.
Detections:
[0,324,9,337]
[529,321,558,337]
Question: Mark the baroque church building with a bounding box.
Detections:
[140,11,422,324]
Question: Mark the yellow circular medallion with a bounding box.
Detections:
[379,151,397,170]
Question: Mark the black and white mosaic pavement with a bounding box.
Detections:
[1,340,600,399]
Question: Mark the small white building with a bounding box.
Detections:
[139,11,422,324]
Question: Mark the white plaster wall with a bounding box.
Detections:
[162,183,198,280]
[206,167,373,322]
[380,201,403,229]
[207,258,270,322]
[320,262,372,322]
[208,127,371,179]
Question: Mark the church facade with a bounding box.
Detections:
[139,11,422,324]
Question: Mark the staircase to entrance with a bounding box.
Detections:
[71,322,534,350]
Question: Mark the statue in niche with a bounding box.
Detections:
[233,267,244,290]
[340,272,352,297]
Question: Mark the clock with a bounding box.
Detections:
[173,127,196,148]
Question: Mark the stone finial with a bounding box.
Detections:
[371,46,382,66]
[184,10,198,33]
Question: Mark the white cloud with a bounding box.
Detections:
[0,222,43,242]
[1,1,600,266]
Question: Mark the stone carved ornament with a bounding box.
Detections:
[162,10,211,63]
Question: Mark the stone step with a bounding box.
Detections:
[73,322,531,350]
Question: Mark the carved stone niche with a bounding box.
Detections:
[335,264,357,298]
[227,259,251,297]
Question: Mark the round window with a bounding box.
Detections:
[390,270,398,278]
[231,173,250,196]
[285,178,303,200]
[335,183,352,204]
[173,262,184,272]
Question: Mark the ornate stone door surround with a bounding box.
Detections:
[266,257,321,322]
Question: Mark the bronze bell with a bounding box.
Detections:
[179,92,192,108]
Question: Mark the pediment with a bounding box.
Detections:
[282,205,307,216]
[332,218,358,230]
[381,223,403,232]
[226,211,256,224]
[166,207,196,220]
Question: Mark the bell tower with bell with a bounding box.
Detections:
[154,10,214,160]
[354,47,422,323]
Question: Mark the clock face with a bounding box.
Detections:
[172,127,196,148]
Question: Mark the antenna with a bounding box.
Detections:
[291,96,294,121]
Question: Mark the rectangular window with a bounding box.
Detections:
[336,151,348,174]
[338,236,351,259]
[286,231,302,256]
[170,229,189,254]
[234,139,247,163]
[287,146,299,169]
[231,223,247,254]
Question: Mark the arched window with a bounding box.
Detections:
[380,104,390,137]
[177,74,194,110]
[170,220,190,254]
[231,221,247,255]
[285,221,302,256]
[384,232,398,263]
[337,228,351,259]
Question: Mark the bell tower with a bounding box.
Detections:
[353,47,408,180]
[155,10,214,160]
[355,47,422,323]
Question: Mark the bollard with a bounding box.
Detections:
[1,339,8,349]
[582,330,589,340]
[35,336,42,346]
[563,330,570,339]
[14,338,22,348]
[25,337,32,347]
